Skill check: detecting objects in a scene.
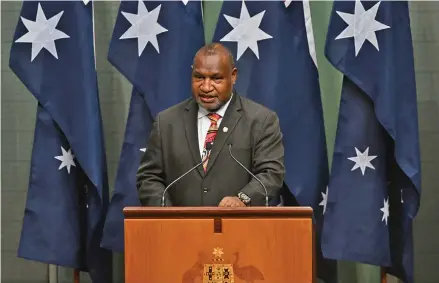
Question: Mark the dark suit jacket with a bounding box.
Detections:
[136,92,285,206]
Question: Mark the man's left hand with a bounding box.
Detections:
[218,197,246,207]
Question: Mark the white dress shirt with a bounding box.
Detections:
[197,94,233,157]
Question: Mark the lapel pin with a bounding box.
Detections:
[223,127,228,133]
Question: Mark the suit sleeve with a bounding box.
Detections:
[136,113,171,206]
[239,111,285,205]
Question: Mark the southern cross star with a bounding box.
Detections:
[120,1,168,56]
[335,0,390,56]
[220,1,272,60]
[319,186,328,215]
[347,147,377,176]
[15,3,69,61]
[54,146,76,174]
[380,197,389,225]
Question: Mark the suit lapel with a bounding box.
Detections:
[206,93,242,174]
[183,99,204,177]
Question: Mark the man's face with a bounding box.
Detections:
[191,53,237,111]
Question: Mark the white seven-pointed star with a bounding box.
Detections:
[380,197,389,225]
[319,186,328,214]
[120,1,168,56]
[335,0,390,56]
[15,3,69,62]
[54,146,76,174]
[347,147,377,175]
[220,1,273,60]
[140,148,146,152]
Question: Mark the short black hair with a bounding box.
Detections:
[193,43,236,69]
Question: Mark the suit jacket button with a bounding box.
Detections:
[203,188,208,193]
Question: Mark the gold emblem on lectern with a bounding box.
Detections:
[202,247,235,283]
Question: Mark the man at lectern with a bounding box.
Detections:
[136,43,285,207]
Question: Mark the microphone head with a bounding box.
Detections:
[206,142,213,151]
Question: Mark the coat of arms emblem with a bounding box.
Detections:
[202,247,235,283]
[182,248,263,283]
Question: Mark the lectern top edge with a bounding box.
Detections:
[123,206,313,218]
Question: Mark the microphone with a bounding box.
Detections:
[161,142,213,206]
[228,144,269,207]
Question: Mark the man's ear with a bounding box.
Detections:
[231,67,238,84]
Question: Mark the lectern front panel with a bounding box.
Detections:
[124,213,314,283]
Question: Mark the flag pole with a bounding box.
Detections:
[74,269,80,283]
[381,267,387,283]
[72,1,93,282]
[48,264,58,283]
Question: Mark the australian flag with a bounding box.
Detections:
[101,0,204,252]
[9,1,111,282]
[321,1,421,282]
[212,1,335,281]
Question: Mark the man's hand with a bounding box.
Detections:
[218,196,246,207]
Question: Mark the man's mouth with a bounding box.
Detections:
[199,95,216,103]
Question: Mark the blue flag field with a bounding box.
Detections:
[212,1,335,281]
[321,1,421,282]
[9,1,112,282]
[101,0,205,252]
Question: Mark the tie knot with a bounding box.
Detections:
[207,113,221,122]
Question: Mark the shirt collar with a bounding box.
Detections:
[197,93,233,119]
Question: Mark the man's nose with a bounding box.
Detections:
[200,79,213,92]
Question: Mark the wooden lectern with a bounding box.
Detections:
[124,207,315,283]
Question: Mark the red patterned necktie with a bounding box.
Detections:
[202,113,222,172]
